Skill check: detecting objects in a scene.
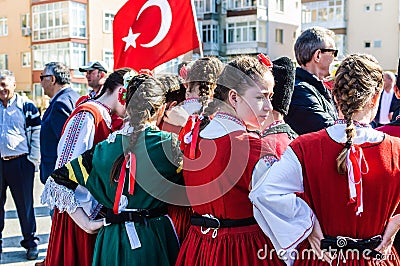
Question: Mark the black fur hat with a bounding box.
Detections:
[397,58,400,89]
[271,56,295,116]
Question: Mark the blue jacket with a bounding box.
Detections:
[285,68,338,135]
[40,87,80,182]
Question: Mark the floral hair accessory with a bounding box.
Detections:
[118,87,127,105]
[123,70,138,89]
[119,70,137,105]
[257,54,273,69]
[138,69,154,77]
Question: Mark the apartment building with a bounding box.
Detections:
[195,0,301,60]
[301,0,399,71]
[1,0,301,106]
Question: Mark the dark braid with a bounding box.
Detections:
[94,68,132,99]
[158,74,186,106]
[110,74,167,182]
[332,54,383,174]
[186,56,223,111]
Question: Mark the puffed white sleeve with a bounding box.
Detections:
[249,147,315,264]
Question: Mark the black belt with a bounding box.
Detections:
[320,235,383,259]
[105,206,168,224]
[190,214,256,228]
[1,153,28,160]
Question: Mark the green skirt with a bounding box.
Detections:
[92,215,179,266]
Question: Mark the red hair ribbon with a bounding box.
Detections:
[257,54,273,69]
[346,145,369,216]
[139,69,154,77]
[113,152,136,214]
[179,65,188,80]
[189,119,201,159]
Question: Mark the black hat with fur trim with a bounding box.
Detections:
[396,58,400,89]
[271,56,295,116]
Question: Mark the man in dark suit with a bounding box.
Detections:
[39,62,79,184]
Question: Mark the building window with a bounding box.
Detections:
[364,5,371,11]
[375,3,382,11]
[202,24,219,43]
[302,0,344,24]
[374,40,382,48]
[275,29,283,44]
[32,42,87,70]
[0,54,8,69]
[21,13,31,36]
[32,2,86,41]
[0,17,8,36]
[227,21,256,43]
[364,41,371,48]
[103,12,115,33]
[276,0,284,12]
[103,50,114,71]
[228,0,256,10]
[22,52,31,67]
[195,0,216,14]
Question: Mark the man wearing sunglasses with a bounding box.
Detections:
[39,62,79,184]
[285,26,338,135]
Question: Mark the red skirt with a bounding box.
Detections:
[45,209,97,266]
[293,241,400,266]
[176,224,285,266]
[167,205,192,243]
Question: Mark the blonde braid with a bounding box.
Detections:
[333,54,383,174]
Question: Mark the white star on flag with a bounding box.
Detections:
[122,27,141,52]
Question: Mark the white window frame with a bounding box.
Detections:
[0,54,8,69]
[103,49,114,71]
[21,52,31,67]
[228,0,257,10]
[302,0,344,24]
[32,2,86,41]
[0,17,8,36]
[275,28,283,44]
[375,3,382,11]
[103,11,115,33]
[276,0,284,12]
[227,21,257,43]
[202,22,219,44]
[194,0,216,14]
[32,42,87,70]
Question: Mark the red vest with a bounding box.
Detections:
[63,102,111,145]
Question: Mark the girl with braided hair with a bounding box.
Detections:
[250,54,400,265]
[181,56,223,115]
[176,55,283,266]
[40,68,131,266]
[48,74,182,265]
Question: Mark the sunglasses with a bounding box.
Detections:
[40,75,53,81]
[319,48,338,57]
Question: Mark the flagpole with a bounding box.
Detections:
[191,0,203,58]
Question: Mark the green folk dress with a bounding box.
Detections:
[52,127,182,266]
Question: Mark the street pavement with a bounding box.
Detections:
[1,172,50,265]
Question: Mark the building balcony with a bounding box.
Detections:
[223,41,267,56]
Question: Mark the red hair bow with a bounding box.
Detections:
[257,54,273,69]
[138,69,154,77]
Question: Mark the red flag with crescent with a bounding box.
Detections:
[113,0,201,71]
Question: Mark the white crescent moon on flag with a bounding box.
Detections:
[137,0,172,48]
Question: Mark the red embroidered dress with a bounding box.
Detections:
[176,113,284,266]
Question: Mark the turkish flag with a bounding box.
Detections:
[113,0,201,71]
